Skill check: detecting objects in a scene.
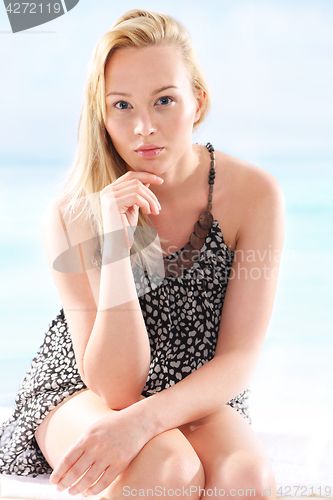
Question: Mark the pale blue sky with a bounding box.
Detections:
[0,0,332,170]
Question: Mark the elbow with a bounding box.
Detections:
[82,359,147,410]
[96,389,143,411]
[86,378,144,410]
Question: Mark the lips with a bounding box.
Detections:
[135,144,164,158]
[135,143,163,151]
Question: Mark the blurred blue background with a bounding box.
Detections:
[0,0,332,435]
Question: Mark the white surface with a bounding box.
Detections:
[0,474,83,500]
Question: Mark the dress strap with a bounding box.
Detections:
[163,142,216,277]
[205,142,216,212]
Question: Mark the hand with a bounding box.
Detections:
[49,407,151,496]
[100,172,163,246]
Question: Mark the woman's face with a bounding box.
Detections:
[104,44,204,176]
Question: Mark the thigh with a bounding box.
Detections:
[178,405,276,497]
[35,388,112,467]
[35,389,205,499]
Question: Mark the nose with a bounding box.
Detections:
[134,108,157,137]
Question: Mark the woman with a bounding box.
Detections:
[0,9,285,499]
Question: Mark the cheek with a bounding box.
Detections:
[105,117,128,144]
[176,101,197,127]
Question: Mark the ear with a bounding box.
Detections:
[193,89,206,124]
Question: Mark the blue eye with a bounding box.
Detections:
[157,96,173,105]
[115,101,130,109]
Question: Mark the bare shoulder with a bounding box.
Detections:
[41,195,98,312]
[215,151,285,247]
[217,150,284,199]
[42,196,94,245]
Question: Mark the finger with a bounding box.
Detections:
[113,171,164,186]
[84,466,117,496]
[55,462,94,492]
[104,184,160,214]
[112,181,161,212]
[116,194,157,216]
[67,462,107,496]
[123,223,132,250]
[51,450,97,492]
[50,447,85,486]
[114,186,161,214]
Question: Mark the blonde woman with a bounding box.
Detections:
[0,9,285,500]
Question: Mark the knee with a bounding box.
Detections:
[146,429,205,494]
[207,453,276,500]
[109,429,205,500]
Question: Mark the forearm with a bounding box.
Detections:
[125,350,259,438]
[83,253,150,410]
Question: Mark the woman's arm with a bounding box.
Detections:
[42,172,163,410]
[131,169,286,433]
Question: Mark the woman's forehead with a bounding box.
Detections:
[104,44,191,92]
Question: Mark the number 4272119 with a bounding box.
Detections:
[5,3,61,14]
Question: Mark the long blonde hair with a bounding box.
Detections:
[59,9,211,269]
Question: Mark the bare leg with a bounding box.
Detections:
[35,389,204,500]
[179,404,277,500]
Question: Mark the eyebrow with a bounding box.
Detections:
[106,85,179,97]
